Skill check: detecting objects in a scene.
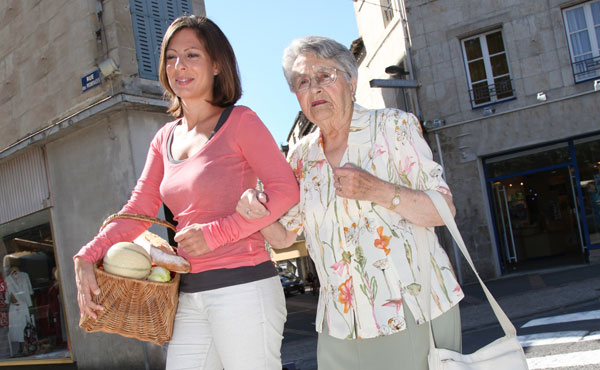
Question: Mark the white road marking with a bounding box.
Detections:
[521,309,600,328]
[518,330,586,347]
[518,330,600,347]
[527,349,600,369]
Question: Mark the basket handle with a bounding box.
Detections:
[100,213,177,232]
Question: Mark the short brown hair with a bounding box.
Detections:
[158,15,242,117]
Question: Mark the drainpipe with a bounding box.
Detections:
[398,0,421,118]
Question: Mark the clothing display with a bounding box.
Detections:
[0,277,7,328]
[280,104,464,340]
[76,106,299,273]
[5,270,33,343]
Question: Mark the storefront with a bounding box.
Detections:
[484,133,600,273]
[0,211,72,366]
[0,147,73,367]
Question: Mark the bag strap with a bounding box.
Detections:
[209,105,235,140]
[417,190,516,349]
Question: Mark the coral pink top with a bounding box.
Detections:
[75,106,299,273]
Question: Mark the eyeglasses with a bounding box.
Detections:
[293,67,340,92]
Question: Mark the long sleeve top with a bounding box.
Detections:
[279,104,464,339]
[75,106,300,273]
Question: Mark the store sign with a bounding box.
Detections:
[81,69,101,92]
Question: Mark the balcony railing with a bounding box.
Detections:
[572,55,600,83]
[469,78,515,107]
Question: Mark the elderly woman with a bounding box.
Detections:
[238,36,464,370]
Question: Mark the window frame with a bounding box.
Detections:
[461,29,516,109]
[562,0,600,83]
[379,0,397,28]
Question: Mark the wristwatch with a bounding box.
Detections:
[389,184,402,209]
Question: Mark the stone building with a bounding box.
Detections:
[352,0,600,282]
[0,0,204,368]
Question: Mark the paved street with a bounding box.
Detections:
[282,292,319,370]
[281,263,600,370]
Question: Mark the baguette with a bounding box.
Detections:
[150,246,191,273]
[139,231,191,273]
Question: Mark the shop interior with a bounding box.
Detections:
[0,209,69,364]
[491,166,585,272]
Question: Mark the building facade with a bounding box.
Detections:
[0,0,204,368]
[353,0,600,282]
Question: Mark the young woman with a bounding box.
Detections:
[74,15,299,370]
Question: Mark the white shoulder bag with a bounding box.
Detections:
[416,190,529,370]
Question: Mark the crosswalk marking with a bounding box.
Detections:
[518,330,600,347]
[527,349,600,369]
[521,309,600,328]
[518,330,586,347]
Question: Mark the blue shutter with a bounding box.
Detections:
[130,0,193,80]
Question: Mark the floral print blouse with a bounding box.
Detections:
[280,104,464,340]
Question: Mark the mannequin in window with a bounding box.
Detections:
[5,261,33,356]
[0,269,8,357]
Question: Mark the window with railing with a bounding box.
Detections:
[461,30,515,108]
[563,1,600,83]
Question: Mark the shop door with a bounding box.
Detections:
[491,166,585,271]
[573,135,600,248]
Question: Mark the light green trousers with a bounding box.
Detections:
[317,304,461,370]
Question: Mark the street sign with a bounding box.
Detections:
[81,69,101,92]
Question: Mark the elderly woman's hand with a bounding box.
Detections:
[74,256,104,319]
[333,163,387,202]
[236,188,270,220]
[174,224,211,257]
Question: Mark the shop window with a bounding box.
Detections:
[574,135,600,246]
[461,30,515,108]
[0,210,69,364]
[485,143,572,179]
[130,0,193,80]
[563,1,600,83]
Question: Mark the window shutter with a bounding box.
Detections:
[130,0,193,80]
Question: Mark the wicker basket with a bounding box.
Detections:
[78,213,181,346]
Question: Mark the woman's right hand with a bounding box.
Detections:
[74,256,104,319]
[237,189,270,219]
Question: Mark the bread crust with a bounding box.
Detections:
[140,231,191,273]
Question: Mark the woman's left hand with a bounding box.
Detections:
[174,224,211,257]
[333,163,384,202]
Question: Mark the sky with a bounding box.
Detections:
[205,0,360,145]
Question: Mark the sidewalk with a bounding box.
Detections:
[459,262,600,332]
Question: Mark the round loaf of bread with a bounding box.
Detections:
[103,242,151,279]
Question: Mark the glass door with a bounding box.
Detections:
[490,166,584,271]
[574,135,600,247]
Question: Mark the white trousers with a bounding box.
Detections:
[166,276,286,370]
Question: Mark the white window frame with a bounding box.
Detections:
[562,1,600,83]
[380,0,398,28]
[461,29,515,108]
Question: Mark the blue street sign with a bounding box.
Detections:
[81,69,101,92]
